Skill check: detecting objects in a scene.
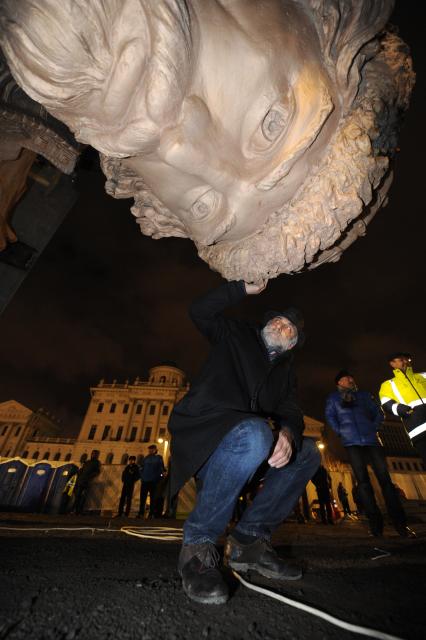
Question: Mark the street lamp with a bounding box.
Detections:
[157,437,169,462]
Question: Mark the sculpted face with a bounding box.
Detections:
[125,0,337,245]
[0,0,414,281]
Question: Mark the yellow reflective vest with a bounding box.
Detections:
[379,367,426,440]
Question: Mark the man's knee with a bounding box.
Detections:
[238,418,274,464]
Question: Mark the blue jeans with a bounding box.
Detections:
[183,418,320,544]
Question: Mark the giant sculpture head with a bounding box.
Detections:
[0,0,414,281]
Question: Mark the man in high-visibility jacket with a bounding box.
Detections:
[379,353,426,465]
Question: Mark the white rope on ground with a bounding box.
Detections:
[232,570,405,640]
[0,525,183,541]
[0,526,118,533]
[120,526,183,541]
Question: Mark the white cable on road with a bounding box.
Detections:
[120,526,183,541]
[0,525,183,540]
[232,570,404,640]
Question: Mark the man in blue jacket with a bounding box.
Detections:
[325,370,412,538]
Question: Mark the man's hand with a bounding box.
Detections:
[268,428,293,468]
[397,404,413,417]
[244,280,267,295]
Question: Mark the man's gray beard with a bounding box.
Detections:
[261,325,296,353]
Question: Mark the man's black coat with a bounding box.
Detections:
[169,281,305,495]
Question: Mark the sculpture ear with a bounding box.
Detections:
[308,0,394,110]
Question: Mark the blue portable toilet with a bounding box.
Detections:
[18,461,54,512]
[0,459,29,510]
[44,463,79,514]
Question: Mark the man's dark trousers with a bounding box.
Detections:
[74,483,89,515]
[139,481,158,518]
[118,483,136,516]
[346,445,406,529]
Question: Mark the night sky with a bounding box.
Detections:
[0,2,424,438]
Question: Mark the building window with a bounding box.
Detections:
[22,451,29,459]
[116,426,123,441]
[136,404,143,415]
[106,453,114,464]
[162,405,169,416]
[102,425,111,441]
[88,425,97,440]
[123,404,129,414]
[121,454,129,465]
[143,427,152,442]
[398,462,404,470]
[80,453,88,463]
[43,452,50,460]
[160,376,166,383]
[1,425,8,436]
[53,452,61,461]
[149,405,156,415]
[110,403,116,414]
[392,462,398,470]
[96,402,104,413]
[413,462,419,471]
[65,453,72,461]
[172,378,177,384]
[159,428,166,437]
[129,427,137,442]
[33,451,39,460]
[405,462,411,470]
[15,426,21,437]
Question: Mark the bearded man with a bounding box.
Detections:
[168,280,320,604]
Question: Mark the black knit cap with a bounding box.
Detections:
[335,369,353,385]
[388,352,411,362]
[263,308,305,347]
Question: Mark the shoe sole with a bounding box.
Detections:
[183,588,229,605]
[229,561,302,581]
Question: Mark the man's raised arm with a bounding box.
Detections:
[189,280,265,343]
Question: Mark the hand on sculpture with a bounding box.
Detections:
[244,281,267,296]
[268,428,293,468]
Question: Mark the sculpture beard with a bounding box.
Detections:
[0,0,415,283]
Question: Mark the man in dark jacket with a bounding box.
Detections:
[73,450,101,515]
[115,455,140,517]
[138,445,165,519]
[169,280,320,604]
[311,465,334,524]
[325,371,412,538]
[337,481,352,517]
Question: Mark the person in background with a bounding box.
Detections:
[311,465,334,525]
[138,444,165,519]
[326,371,413,537]
[337,481,352,517]
[73,450,101,515]
[115,455,140,518]
[379,352,426,466]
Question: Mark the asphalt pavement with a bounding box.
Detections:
[0,513,425,640]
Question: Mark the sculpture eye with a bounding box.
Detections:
[261,101,293,142]
[190,189,223,220]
